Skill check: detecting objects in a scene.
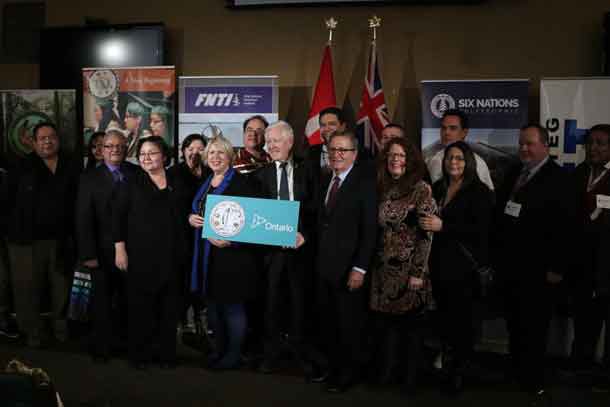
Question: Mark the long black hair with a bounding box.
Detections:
[440,140,479,191]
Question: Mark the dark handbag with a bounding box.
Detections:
[67,265,93,322]
[456,242,495,299]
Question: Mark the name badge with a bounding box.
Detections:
[597,194,610,209]
[504,200,522,218]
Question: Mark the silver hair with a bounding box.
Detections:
[265,120,294,143]
[203,134,235,166]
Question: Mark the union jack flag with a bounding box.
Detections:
[356,41,390,155]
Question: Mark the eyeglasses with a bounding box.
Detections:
[388,152,406,160]
[138,151,161,158]
[104,144,124,150]
[328,147,356,155]
[445,155,465,162]
[245,127,264,135]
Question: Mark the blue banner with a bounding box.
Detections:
[184,86,273,114]
[420,79,529,189]
[178,76,279,148]
[202,195,299,247]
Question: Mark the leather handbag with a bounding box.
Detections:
[456,242,495,299]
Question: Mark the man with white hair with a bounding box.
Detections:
[255,121,323,379]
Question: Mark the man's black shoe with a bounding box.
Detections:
[0,318,19,339]
[529,389,552,407]
[258,358,278,374]
[307,363,329,383]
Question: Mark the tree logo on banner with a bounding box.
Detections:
[430,93,456,119]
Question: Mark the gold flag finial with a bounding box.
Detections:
[368,15,381,42]
[325,17,338,44]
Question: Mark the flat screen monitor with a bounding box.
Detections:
[40,23,165,89]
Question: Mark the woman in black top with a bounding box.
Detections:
[419,141,494,393]
[189,135,259,370]
[85,131,105,171]
[168,134,210,333]
[113,136,188,369]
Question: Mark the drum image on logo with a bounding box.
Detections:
[209,200,246,238]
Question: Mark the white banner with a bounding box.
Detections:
[540,77,610,168]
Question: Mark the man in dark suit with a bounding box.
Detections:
[493,124,568,406]
[255,120,320,376]
[316,131,377,393]
[569,124,610,369]
[76,129,136,362]
[305,107,347,186]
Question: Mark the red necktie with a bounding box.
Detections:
[325,176,341,212]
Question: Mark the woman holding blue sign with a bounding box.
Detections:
[189,135,260,370]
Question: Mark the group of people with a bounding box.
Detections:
[0,107,608,404]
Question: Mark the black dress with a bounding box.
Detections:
[429,179,493,374]
[112,168,188,364]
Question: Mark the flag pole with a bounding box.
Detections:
[326,17,338,45]
[368,15,381,44]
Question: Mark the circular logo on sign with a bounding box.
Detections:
[88,70,118,99]
[209,200,246,238]
[430,93,456,119]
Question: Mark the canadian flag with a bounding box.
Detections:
[305,45,337,146]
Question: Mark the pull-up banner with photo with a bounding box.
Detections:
[0,90,77,164]
[420,79,529,188]
[540,77,610,168]
[82,66,176,159]
[178,76,278,150]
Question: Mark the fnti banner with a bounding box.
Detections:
[82,66,176,159]
[0,89,77,164]
[540,77,610,168]
[421,79,529,188]
[179,76,278,150]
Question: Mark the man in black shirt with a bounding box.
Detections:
[6,122,81,347]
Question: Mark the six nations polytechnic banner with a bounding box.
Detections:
[421,79,529,189]
[540,77,610,168]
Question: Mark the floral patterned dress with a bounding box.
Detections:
[370,180,437,314]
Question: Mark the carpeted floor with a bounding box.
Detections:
[1,332,608,407]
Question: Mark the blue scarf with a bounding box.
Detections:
[190,167,236,295]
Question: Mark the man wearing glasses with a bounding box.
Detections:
[234,115,271,174]
[6,122,81,347]
[315,131,377,393]
[76,129,137,362]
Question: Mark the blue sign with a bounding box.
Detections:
[201,195,300,247]
[184,86,273,114]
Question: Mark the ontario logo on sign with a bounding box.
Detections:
[202,195,300,247]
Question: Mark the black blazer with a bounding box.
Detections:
[493,158,568,284]
[112,168,189,289]
[316,162,378,287]
[6,152,81,244]
[569,162,610,295]
[430,179,494,283]
[76,161,138,262]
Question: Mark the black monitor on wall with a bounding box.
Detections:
[40,23,165,89]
